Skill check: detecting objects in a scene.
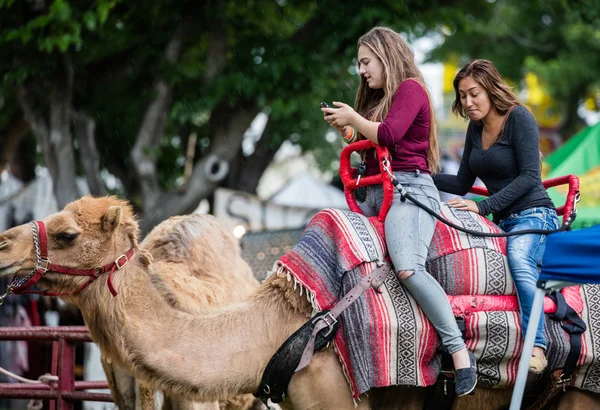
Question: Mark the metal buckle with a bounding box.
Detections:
[314,312,338,337]
[38,259,51,272]
[115,254,129,270]
[439,369,456,377]
[557,373,572,392]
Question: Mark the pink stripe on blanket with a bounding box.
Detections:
[448,288,582,316]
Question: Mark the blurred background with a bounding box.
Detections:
[1,0,600,408]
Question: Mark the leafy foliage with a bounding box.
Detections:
[428,0,600,136]
[0,0,489,222]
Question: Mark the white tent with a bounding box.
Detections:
[269,174,348,210]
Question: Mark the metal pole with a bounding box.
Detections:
[0,326,112,406]
[57,338,75,410]
[509,288,546,410]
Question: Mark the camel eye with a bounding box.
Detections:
[53,232,80,244]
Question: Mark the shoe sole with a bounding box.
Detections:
[528,357,547,374]
[528,366,546,375]
[456,382,477,397]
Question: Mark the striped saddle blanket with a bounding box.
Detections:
[276,207,600,399]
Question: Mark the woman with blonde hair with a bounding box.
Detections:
[322,26,477,396]
[434,59,560,374]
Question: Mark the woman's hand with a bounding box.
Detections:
[447,198,480,213]
[321,102,358,129]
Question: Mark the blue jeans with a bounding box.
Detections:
[498,207,560,350]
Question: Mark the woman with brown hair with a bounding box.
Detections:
[322,27,477,396]
[434,59,560,374]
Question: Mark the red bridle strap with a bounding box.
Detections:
[11,221,134,297]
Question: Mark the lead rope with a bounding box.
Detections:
[381,158,579,237]
[0,365,58,410]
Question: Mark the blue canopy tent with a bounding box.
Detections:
[510,223,600,409]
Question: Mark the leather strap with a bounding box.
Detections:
[254,309,340,405]
[254,262,392,407]
[295,262,392,372]
[548,291,586,379]
[525,369,578,410]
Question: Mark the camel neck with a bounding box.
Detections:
[76,265,306,402]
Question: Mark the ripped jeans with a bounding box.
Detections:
[498,207,560,350]
[360,171,466,354]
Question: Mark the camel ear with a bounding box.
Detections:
[102,206,122,234]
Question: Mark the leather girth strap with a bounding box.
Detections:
[254,262,393,407]
[254,309,340,406]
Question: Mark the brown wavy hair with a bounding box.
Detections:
[452,59,521,141]
[355,27,440,173]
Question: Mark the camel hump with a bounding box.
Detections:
[142,213,242,263]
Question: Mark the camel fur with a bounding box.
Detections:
[0,195,598,410]
[108,210,261,410]
[2,196,259,410]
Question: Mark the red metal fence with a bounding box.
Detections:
[0,326,112,409]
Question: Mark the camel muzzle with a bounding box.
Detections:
[4,220,135,300]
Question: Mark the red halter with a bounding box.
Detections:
[9,221,134,297]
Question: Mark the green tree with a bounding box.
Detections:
[428,0,600,139]
[0,0,487,232]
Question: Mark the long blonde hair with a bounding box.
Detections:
[355,27,440,173]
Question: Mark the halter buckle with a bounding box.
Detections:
[115,254,129,270]
[38,259,51,272]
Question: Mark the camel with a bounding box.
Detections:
[0,195,597,410]
[134,212,260,410]
[4,199,261,410]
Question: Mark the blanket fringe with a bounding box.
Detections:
[277,259,378,400]
[274,262,320,316]
[333,333,359,399]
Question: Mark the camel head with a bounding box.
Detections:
[0,195,148,297]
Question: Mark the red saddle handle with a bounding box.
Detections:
[339,140,394,222]
[340,140,580,227]
[470,175,580,226]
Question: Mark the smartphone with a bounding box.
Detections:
[320,102,331,109]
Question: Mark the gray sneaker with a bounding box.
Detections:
[455,350,477,396]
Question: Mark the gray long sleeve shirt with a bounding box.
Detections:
[433,105,554,222]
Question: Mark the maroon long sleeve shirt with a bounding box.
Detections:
[364,79,431,176]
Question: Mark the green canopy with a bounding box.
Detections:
[544,122,600,229]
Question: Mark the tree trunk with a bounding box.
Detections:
[558,84,587,141]
[0,113,30,176]
[50,89,78,207]
[72,111,107,196]
[16,54,78,208]
[131,20,191,211]
[9,135,37,184]
[140,100,259,233]
[230,122,281,194]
